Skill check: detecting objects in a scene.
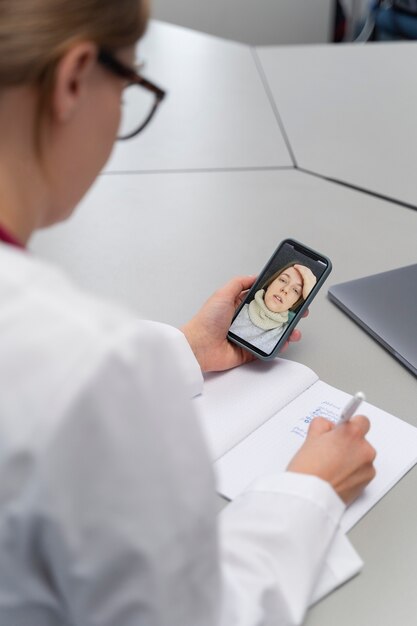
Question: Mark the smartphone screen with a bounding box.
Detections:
[228,238,332,360]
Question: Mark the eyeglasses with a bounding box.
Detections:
[98,48,166,140]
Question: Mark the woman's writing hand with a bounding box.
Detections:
[181,276,303,373]
[287,415,377,504]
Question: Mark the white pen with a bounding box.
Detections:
[338,391,366,425]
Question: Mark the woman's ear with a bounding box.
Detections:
[51,42,98,123]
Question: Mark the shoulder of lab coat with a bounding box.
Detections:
[0,246,217,625]
[0,243,203,401]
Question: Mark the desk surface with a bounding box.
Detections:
[32,169,417,424]
[32,168,417,623]
[105,21,292,173]
[257,41,417,208]
[31,22,417,626]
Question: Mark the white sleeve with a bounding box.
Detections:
[218,472,363,626]
[137,320,204,397]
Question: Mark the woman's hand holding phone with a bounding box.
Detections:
[181,275,303,373]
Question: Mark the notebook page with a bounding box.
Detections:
[214,379,417,531]
[194,358,318,461]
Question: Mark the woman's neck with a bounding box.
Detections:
[0,164,47,246]
[0,88,49,245]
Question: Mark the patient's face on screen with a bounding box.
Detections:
[228,241,329,356]
[264,267,303,313]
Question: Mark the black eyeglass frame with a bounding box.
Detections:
[98,48,166,140]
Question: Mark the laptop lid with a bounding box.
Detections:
[328,264,417,376]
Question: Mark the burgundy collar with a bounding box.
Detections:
[0,223,25,249]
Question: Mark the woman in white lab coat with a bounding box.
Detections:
[0,1,376,625]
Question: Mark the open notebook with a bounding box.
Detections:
[194,358,417,532]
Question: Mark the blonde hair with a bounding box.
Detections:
[0,0,149,134]
[0,0,149,85]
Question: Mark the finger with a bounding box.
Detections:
[365,442,377,465]
[349,414,371,436]
[280,341,289,354]
[280,329,301,353]
[222,275,257,299]
[302,308,309,319]
[288,329,301,343]
[240,349,257,365]
[308,416,335,437]
[236,288,251,306]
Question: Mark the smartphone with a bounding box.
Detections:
[228,238,332,360]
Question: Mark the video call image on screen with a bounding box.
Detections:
[229,242,328,355]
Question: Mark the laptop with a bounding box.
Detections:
[328,264,417,376]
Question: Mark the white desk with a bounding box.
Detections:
[105,21,292,173]
[257,42,417,208]
[32,160,417,626]
[31,169,416,425]
[31,23,417,626]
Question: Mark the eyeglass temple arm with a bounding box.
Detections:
[135,75,166,101]
[98,49,166,102]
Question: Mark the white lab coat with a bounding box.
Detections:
[0,243,362,626]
